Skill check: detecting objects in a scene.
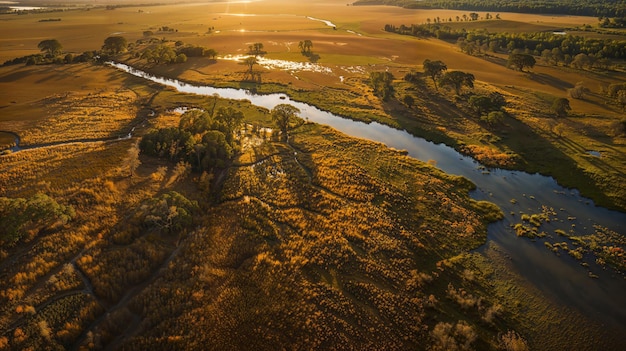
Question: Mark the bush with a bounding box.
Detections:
[481,111,505,126]
[175,53,187,63]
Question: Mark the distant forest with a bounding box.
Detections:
[353,0,626,17]
[384,23,626,60]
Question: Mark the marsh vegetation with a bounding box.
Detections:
[0,0,625,349]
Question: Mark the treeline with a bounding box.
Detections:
[139,108,243,172]
[384,23,626,60]
[2,34,219,67]
[599,16,626,28]
[354,0,626,17]
[138,43,217,65]
[1,51,100,66]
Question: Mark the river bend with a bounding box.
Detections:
[108,62,626,331]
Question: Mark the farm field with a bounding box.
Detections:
[1,0,625,350]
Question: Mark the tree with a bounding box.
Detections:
[298,40,313,54]
[38,39,63,57]
[215,107,244,142]
[551,98,571,117]
[204,48,218,60]
[468,95,493,115]
[469,92,506,115]
[126,142,141,177]
[142,191,198,234]
[507,53,536,72]
[568,82,588,100]
[369,71,394,101]
[571,53,591,69]
[102,36,127,54]
[271,104,301,141]
[423,59,447,90]
[240,56,258,80]
[250,43,263,55]
[439,71,475,95]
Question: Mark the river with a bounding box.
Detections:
[108,62,626,331]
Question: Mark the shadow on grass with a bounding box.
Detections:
[494,114,614,206]
[527,72,574,91]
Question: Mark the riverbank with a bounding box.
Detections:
[116,58,626,213]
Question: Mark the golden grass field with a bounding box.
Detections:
[0,1,625,350]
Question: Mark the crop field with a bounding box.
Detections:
[1,0,625,350]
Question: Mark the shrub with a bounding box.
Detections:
[499,330,529,351]
[481,111,505,126]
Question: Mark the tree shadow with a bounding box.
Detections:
[527,72,574,91]
[301,52,320,63]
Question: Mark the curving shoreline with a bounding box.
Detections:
[107,61,626,333]
[0,130,20,152]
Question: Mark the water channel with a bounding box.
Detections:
[109,62,626,331]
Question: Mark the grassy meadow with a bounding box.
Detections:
[1,0,625,350]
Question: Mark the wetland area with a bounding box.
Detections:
[1,0,625,350]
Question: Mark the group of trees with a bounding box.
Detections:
[355,0,624,17]
[599,16,626,28]
[141,44,187,64]
[140,107,244,172]
[468,93,506,125]
[2,35,128,66]
[384,23,626,63]
[416,59,476,95]
[440,71,475,95]
[424,12,495,25]
[138,42,218,65]
[248,42,265,55]
[4,34,220,68]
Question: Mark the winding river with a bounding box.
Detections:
[109,62,626,331]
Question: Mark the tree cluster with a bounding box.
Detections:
[439,71,475,95]
[102,36,127,54]
[248,42,265,55]
[385,23,626,61]
[356,0,624,17]
[2,36,102,66]
[599,17,626,28]
[139,108,243,172]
